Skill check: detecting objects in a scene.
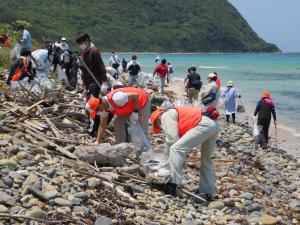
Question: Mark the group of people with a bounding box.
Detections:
[3,29,277,200]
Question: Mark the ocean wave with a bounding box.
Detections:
[199,65,228,69]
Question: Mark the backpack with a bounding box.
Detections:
[169,66,174,74]
[128,64,140,75]
[190,75,202,89]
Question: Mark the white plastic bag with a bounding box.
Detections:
[129,122,151,153]
[57,66,68,84]
[140,148,170,184]
[10,43,21,64]
[252,118,262,143]
[40,77,53,90]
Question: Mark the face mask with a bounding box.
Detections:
[79,44,88,50]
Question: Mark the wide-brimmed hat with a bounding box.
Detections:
[262,91,270,98]
[208,73,216,78]
[227,80,233,86]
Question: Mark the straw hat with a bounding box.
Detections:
[227,80,233,87]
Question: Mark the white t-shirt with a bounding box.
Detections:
[109,54,120,66]
[99,91,128,117]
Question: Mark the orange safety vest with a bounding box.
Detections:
[175,106,202,138]
[105,87,148,116]
[12,57,30,81]
[87,97,100,120]
[216,77,221,89]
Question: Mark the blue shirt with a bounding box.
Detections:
[22,29,32,50]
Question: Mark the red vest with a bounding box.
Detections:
[216,77,221,89]
[12,57,30,81]
[105,87,148,116]
[175,106,202,138]
[154,63,168,77]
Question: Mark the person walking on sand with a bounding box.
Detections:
[201,73,220,107]
[122,58,127,74]
[127,54,141,86]
[153,59,169,95]
[150,106,219,200]
[185,66,202,103]
[253,91,277,149]
[109,52,121,78]
[222,81,241,124]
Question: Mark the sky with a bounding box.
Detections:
[228,0,300,52]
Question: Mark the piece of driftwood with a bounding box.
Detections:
[43,115,63,139]
[25,100,45,112]
[178,188,206,203]
[74,143,135,167]
[52,122,78,129]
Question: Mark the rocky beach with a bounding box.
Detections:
[0,74,300,225]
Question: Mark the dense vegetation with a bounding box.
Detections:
[0,0,280,52]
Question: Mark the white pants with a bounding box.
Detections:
[114,98,151,144]
[158,76,166,95]
[169,116,219,194]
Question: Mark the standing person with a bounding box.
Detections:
[85,87,151,144]
[75,32,107,99]
[122,58,127,73]
[222,81,241,124]
[153,59,169,95]
[184,66,202,103]
[60,37,69,50]
[16,25,32,50]
[254,91,277,149]
[184,68,191,95]
[201,73,220,107]
[155,54,160,63]
[127,54,141,86]
[109,52,120,78]
[6,49,33,86]
[150,106,219,199]
[167,62,174,85]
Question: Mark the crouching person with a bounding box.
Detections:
[7,49,33,87]
[150,106,219,200]
[86,87,151,144]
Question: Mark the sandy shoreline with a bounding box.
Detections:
[165,81,300,158]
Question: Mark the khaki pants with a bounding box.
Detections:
[188,88,199,103]
[169,116,219,194]
[114,98,151,144]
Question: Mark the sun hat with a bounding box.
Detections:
[208,73,216,78]
[227,80,233,86]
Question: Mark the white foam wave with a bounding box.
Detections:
[199,65,228,69]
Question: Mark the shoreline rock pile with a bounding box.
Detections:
[0,75,299,225]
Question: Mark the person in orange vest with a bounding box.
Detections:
[153,59,169,95]
[86,87,151,144]
[213,72,221,89]
[7,49,33,85]
[150,106,219,200]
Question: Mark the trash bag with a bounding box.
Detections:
[137,72,152,87]
[140,147,170,184]
[253,118,262,143]
[9,43,21,64]
[129,122,151,154]
[160,100,173,110]
[40,77,53,90]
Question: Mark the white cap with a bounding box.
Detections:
[61,37,67,41]
[227,80,233,86]
[208,73,216,78]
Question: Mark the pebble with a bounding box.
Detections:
[0,204,8,213]
[25,207,46,219]
[240,192,254,200]
[87,177,101,188]
[258,215,278,225]
[54,198,74,207]
[208,201,225,210]
[94,216,112,225]
[0,159,17,169]
[73,206,90,214]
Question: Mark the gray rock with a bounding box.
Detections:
[208,201,225,210]
[71,198,81,206]
[74,143,134,167]
[223,198,235,207]
[29,187,50,201]
[61,183,71,193]
[46,168,57,178]
[73,206,90,214]
[54,198,74,207]
[262,187,272,196]
[0,140,9,146]
[289,200,300,212]
[94,216,112,225]
[87,177,101,188]
[73,192,88,199]
[8,171,24,180]
[25,207,46,219]
[1,176,13,187]
[247,203,262,212]
[240,192,254,200]
[0,191,15,203]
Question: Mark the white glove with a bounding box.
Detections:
[88,120,94,133]
[130,112,139,123]
[101,83,108,95]
[252,116,256,121]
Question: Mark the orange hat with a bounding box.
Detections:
[86,97,100,119]
[150,109,164,133]
[262,91,270,98]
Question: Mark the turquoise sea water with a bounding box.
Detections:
[102,53,300,135]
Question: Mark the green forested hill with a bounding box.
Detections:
[0,0,280,52]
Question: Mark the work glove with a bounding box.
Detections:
[101,83,108,95]
[88,120,94,133]
[130,112,139,123]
